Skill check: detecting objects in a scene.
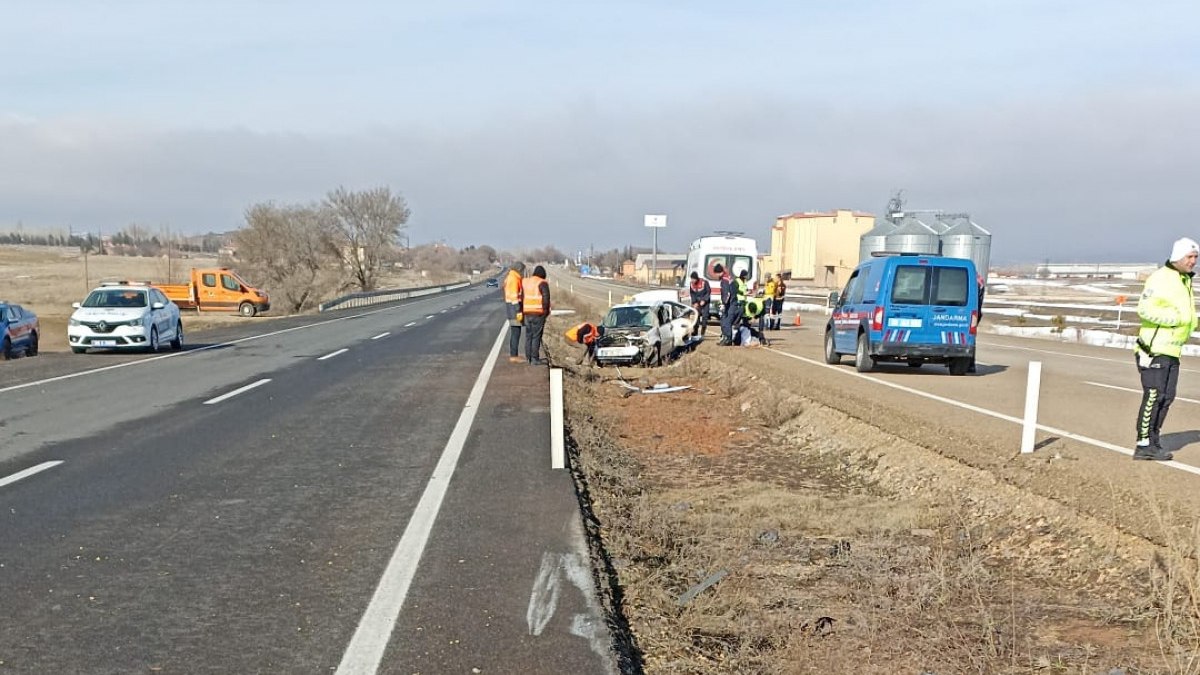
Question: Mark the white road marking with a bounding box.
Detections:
[768,348,1200,477]
[370,332,389,340]
[1084,380,1200,405]
[404,322,417,327]
[337,323,507,674]
[0,298,454,396]
[0,461,63,488]
[318,348,349,361]
[985,340,1200,374]
[203,378,271,405]
[425,315,436,319]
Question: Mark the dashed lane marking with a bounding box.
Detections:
[203,379,272,405]
[0,461,63,488]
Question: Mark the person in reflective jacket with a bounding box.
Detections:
[1132,237,1198,461]
[522,265,551,366]
[564,322,603,364]
[688,271,710,338]
[503,262,526,363]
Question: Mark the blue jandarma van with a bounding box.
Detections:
[825,253,979,375]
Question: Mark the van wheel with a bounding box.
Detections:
[239,302,257,317]
[907,359,922,368]
[948,357,970,376]
[823,330,841,364]
[855,333,874,373]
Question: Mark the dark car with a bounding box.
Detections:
[0,302,40,359]
[485,278,499,288]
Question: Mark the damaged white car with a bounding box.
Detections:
[594,300,697,367]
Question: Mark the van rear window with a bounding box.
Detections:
[704,255,752,281]
[890,265,969,306]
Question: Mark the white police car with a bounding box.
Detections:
[68,282,184,354]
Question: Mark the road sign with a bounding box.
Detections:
[644,214,666,228]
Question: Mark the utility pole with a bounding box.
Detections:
[644,214,666,285]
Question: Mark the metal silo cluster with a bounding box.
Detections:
[859,210,992,277]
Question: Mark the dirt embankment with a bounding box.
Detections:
[546,303,1198,673]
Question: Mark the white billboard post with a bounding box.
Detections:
[645,214,667,285]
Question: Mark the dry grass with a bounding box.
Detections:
[562,340,1171,673]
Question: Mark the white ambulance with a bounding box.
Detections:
[681,233,759,321]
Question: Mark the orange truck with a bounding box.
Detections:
[155,267,271,317]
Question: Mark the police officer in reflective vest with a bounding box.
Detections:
[1133,237,1199,461]
[503,262,526,363]
[522,265,551,365]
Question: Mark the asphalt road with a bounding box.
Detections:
[0,286,612,674]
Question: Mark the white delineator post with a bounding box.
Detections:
[550,368,565,469]
[1021,361,1042,454]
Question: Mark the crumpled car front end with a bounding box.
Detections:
[594,329,652,366]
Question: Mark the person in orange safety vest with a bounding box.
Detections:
[521,265,551,365]
[564,321,604,365]
[502,262,526,363]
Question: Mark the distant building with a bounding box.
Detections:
[764,209,874,288]
[631,253,687,285]
[1034,263,1156,280]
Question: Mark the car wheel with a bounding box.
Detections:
[27,332,38,356]
[855,332,874,373]
[148,327,160,353]
[170,322,184,351]
[653,342,665,367]
[948,357,971,376]
[823,330,840,365]
[239,302,257,317]
[71,346,87,354]
[1,337,12,360]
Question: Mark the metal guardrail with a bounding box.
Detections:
[317,281,472,312]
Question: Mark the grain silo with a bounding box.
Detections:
[858,219,896,262]
[939,215,992,276]
[884,216,940,255]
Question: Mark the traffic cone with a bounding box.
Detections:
[793,313,802,327]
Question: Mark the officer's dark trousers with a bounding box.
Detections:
[720,303,741,342]
[508,324,522,357]
[1137,354,1180,446]
[525,314,546,362]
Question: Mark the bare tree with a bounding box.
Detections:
[234,202,340,313]
[325,186,410,292]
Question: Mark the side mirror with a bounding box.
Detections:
[72,302,81,309]
[828,291,840,305]
[152,302,165,310]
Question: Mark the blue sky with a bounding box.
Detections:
[2,1,1199,263]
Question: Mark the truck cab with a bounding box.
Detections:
[825,253,978,375]
[156,268,270,317]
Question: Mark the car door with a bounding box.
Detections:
[6,305,28,348]
[832,269,865,353]
[651,305,674,351]
[666,302,694,347]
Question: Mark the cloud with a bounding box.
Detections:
[3,87,1198,263]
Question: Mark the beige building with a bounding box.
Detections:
[764,209,874,288]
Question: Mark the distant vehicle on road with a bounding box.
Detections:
[485,278,499,288]
[0,301,39,359]
[68,283,184,354]
[155,267,270,317]
[825,253,978,375]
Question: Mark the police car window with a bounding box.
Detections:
[891,266,929,304]
[931,267,969,306]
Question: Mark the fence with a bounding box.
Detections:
[318,281,472,312]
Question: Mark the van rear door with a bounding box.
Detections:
[882,261,974,349]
